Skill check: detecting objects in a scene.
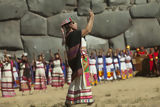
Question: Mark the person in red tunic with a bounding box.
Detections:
[138,46,147,56]
[148,48,156,76]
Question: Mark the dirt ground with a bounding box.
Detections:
[0,77,160,107]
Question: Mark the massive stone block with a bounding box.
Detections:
[77,0,106,15]
[27,0,66,17]
[66,0,77,6]
[48,12,87,37]
[125,19,160,49]
[85,35,109,51]
[0,20,23,50]
[147,0,158,3]
[21,12,47,35]
[108,0,130,5]
[0,0,27,21]
[92,0,106,14]
[135,0,147,4]
[91,11,132,39]
[130,2,160,18]
[109,34,126,50]
[77,0,91,16]
[22,36,65,61]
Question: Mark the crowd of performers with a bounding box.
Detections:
[0,45,135,98]
[134,46,160,76]
[0,51,69,97]
[88,47,135,86]
[0,47,159,99]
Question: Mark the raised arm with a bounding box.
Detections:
[49,49,54,59]
[82,10,94,37]
[57,49,61,59]
[33,53,36,65]
[13,53,20,63]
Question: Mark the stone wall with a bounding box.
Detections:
[0,0,160,61]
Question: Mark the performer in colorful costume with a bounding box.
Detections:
[1,54,16,97]
[125,51,133,78]
[34,54,47,91]
[61,10,95,106]
[105,51,114,81]
[51,52,64,88]
[16,53,32,95]
[119,51,127,80]
[113,51,121,79]
[97,50,104,81]
[148,48,157,76]
[89,51,98,85]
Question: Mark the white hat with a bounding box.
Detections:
[22,53,28,57]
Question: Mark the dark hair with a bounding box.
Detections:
[63,22,72,34]
[61,22,72,45]
[54,53,59,56]
[38,55,42,59]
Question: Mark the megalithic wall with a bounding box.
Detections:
[0,0,159,62]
